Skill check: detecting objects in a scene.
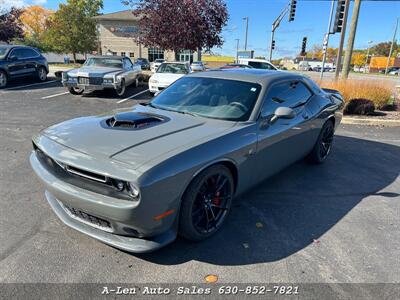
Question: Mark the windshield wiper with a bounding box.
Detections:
[148,103,198,117]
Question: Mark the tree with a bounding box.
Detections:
[351,52,366,67]
[123,0,228,52]
[0,7,24,43]
[44,0,103,61]
[370,41,398,57]
[19,6,54,51]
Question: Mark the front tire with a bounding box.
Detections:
[0,70,7,88]
[115,79,126,97]
[179,165,234,241]
[307,120,334,164]
[68,87,84,95]
[37,66,47,82]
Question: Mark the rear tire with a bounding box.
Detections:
[307,120,335,164]
[68,87,84,95]
[0,70,7,88]
[179,165,234,241]
[37,66,47,82]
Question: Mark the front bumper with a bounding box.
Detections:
[62,80,120,91]
[29,150,178,253]
[149,83,169,93]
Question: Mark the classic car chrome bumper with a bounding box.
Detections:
[62,79,121,90]
[29,150,178,253]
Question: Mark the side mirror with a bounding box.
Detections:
[8,55,17,61]
[270,107,295,123]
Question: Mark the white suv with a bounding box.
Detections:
[238,58,277,70]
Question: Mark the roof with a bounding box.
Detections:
[0,45,33,49]
[188,69,304,85]
[93,10,140,21]
[90,55,126,60]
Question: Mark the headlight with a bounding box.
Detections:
[104,78,114,84]
[150,79,158,84]
[128,182,140,199]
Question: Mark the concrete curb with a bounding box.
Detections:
[342,117,400,126]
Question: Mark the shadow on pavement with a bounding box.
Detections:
[3,77,61,90]
[137,135,400,265]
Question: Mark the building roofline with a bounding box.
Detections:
[93,9,140,21]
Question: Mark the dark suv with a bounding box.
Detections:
[135,58,150,70]
[0,45,49,88]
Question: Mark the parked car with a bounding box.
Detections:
[135,58,150,70]
[237,58,277,70]
[30,69,344,253]
[190,61,206,72]
[62,56,141,97]
[148,62,191,96]
[219,63,254,69]
[0,45,48,88]
[150,58,166,72]
[380,67,399,74]
[388,68,400,75]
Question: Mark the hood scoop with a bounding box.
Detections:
[103,111,168,130]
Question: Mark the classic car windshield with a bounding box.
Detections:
[157,63,188,74]
[84,57,123,68]
[150,77,261,121]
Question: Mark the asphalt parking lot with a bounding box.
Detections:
[0,77,399,285]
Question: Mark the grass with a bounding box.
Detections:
[320,79,394,110]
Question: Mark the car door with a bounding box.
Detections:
[255,80,314,182]
[7,48,26,77]
[123,58,134,85]
[21,48,40,75]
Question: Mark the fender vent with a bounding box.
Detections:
[103,111,167,130]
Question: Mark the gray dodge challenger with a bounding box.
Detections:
[30,69,344,253]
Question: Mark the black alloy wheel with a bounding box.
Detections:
[307,120,335,164]
[179,165,234,241]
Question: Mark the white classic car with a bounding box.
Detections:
[62,56,141,97]
[148,62,191,96]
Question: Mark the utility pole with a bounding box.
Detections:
[235,38,240,63]
[342,0,362,79]
[243,17,249,51]
[334,0,350,80]
[364,40,373,73]
[385,18,399,75]
[320,0,335,81]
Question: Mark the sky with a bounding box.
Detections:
[2,0,400,58]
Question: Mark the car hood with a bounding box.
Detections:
[41,105,233,169]
[67,66,122,77]
[150,73,185,85]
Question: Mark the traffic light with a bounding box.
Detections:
[333,0,346,33]
[288,0,297,22]
[301,37,307,56]
[272,40,276,50]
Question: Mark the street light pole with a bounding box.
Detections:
[364,40,373,73]
[269,4,290,62]
[243,17,249,51]
[320,0,335,81]
[235,38,240,63]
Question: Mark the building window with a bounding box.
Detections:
[176,50,193,63]
[129,52,135,58]
[121,52,126,57]
[112,52,117,56]
[148,48,164,62]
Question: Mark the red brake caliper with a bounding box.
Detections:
[213,191,221,206]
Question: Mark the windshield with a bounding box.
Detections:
[0,48,10,59]
[84,57,122,68]
[157,63,188,74]
[150,77,261,121]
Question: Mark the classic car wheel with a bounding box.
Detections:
[307,120,334,164]
[37,66,47,82]
[68,87,84,95]
[179,165,234,241]
[115,79,126,97]
[0,71,7,88]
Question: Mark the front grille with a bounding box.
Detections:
[62,203,112,232]
[78,77,103,85]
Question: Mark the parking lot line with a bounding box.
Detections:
[41,91,69,99]
[117,89,149,104]
[4,80,59,91]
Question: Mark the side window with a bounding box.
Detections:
[23,48,39,58]
[261,81,312,116]
[10,49,24,59]
[248,61,274,70]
